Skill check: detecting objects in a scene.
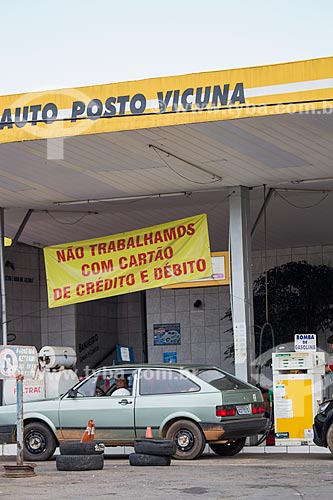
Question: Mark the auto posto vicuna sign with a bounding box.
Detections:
[43,214,212,307]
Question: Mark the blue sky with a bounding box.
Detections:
[1,0,332,95]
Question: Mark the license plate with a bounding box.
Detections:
[236,404,251,415]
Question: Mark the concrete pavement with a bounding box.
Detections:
[0,452,332,500]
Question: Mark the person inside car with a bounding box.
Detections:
[111,375,131,396]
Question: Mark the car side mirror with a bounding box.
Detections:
[67,388,78,398]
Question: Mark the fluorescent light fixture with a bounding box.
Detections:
[54,191,192,206]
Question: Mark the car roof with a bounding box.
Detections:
[94,363,216,371]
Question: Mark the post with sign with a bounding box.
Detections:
[0,345,38,477]
[16,374,24,466]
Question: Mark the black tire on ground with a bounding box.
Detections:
[209,437,246,456]
[23,422,57,462]
[165,420,205,460]
[60,441,105,456]
[326,423,333,454]
[134,439,176,456]
[129,453,171,466]
[56,454,104,471]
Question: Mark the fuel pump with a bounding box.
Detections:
[272,349,325,446]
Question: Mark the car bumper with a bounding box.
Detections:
[313,415,326,447]
[200,417,268,442]
[0,425,15,444]
[313,424,324,447]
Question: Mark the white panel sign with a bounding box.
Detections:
[0,345,38,379]
[294,334,316,351]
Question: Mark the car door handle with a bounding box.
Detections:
[118,399,133,405]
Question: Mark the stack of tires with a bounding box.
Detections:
[56,441,105,471]
[129,438,176,466]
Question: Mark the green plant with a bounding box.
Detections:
[223,261,333,359]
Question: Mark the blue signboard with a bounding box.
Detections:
[163,351,177,363]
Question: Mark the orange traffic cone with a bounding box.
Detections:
[81,419,94,442]
[89,423,96,442]
[145,426,153,438]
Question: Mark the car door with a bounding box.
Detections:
[58,368,136,443]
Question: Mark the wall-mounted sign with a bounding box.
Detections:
[163,252,229,289]
[153,324,181,345]
[163,352,177,363]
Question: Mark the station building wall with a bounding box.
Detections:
[3,242,333,374]
[4,244,146,374]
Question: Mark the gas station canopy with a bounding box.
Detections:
[0,56,332,251]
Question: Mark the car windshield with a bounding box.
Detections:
[194,369,250,390]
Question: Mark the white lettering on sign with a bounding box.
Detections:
[0,345,38,379]
[294,334,316,352]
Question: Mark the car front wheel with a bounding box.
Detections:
[166,420,205,460]
[24,422,57,461]
[210,437,246,456]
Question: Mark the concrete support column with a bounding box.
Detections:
[229,187,255,382]
[0,207,7,345]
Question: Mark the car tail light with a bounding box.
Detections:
[216,406,237,417]
[252,405,265,414]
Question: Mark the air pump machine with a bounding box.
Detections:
[272,334,325,446]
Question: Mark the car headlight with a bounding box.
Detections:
[318,401,330,414]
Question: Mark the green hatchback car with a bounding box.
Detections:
[0,364,267,461]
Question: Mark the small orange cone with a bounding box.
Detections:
[145,426,153,438]
[89,423,96,442]
[81,419,94,442]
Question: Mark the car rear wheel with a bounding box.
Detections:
[326,422,333,454]
[24,422,57,461]
[210,437,246,456]
[166,420,205,460]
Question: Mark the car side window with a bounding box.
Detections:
[74,370,113,397]
[139,369,200,395]
[101,370,136,396]
[75,375,99,397]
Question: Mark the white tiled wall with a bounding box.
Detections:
[39,247,76,350]
[146,243,333,370]
[4,242,333,373]
[5,243,42,349]
[146,285,234,372]
[117,292,146,363]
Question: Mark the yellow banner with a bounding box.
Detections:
[1,57,332,144]
[44,214,212,308]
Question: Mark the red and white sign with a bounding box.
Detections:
[0,348,19,378]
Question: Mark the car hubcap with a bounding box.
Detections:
[25,431,46,454]
[175,429,194,451]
